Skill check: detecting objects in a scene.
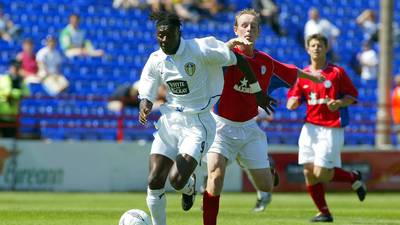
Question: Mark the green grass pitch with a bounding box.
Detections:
[0,192,399,225]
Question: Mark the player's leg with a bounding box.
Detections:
[247,168,274,212]
[168,153,198,211]
[170,112,217,212]
[239,125,274,212]
[239,155,278,212]
[146,131,176,225]
[315,126,366,202]
[147,154,174,225]
[324,127,367,201]
[202,115,234,225]
[203,152,228,225]
[303,164,333,222]
[298,123,333,222]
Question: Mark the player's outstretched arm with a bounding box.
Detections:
[139,98,153,125]
[233,52,276,114]
[287,97,300,110]
[297,69,325,83]
[326,96,355,111]
[226,37,252,50]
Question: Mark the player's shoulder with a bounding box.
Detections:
[193,36,225,48]
[253,49,273,60]
[148,49,166,61]
[326,63,346,75]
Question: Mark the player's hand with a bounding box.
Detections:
[255,92,277,115]
[226,37,252,49]
[139,99,153,125]
[326,98,341,111]
[312,72,326,83]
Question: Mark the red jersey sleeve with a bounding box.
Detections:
[271,58,298,87]
[287,79,303,99]
[337,67,358,102]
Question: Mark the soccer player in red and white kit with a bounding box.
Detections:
[287,33,367,223]
[202,9,325,225]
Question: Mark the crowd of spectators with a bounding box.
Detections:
[0,1,398,143]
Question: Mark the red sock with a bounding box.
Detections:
[307,183,330,215]
[332,167,357,183]
[203,191,220,225]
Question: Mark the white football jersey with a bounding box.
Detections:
[139,36,237,113]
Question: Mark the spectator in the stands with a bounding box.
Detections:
[304,8,340,61]
[113,0,147,9]
[0,60,30,138]
[0,5,22,42]
[107,82,167,112]
[392,75,400,146]
[36,35,69,96]
[252,0,285,36]
[16,39,39,83]
[357,41,378,82]
[60,14,104,58]
[356,9,378,44]
[149,0,221,23]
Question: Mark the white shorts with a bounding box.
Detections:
[151,108,216,164]
[298,123,344,168]
[207,113,270,169]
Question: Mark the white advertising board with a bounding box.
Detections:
[0,139,242,192]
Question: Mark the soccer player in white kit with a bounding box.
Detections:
[287,34,367,223]
[138,11,275,225]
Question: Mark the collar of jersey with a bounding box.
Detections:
[161,38,186,59]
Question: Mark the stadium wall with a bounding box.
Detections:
[0,139,242,192]
[244,151,400,192]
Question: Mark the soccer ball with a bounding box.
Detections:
[119,209,151,225]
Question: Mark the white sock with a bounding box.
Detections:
[175,176,195,195]
[146,187,167,225]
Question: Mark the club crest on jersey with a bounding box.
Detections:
[184,62,196,76]
[261,65,267,75]
[324,80,332,88]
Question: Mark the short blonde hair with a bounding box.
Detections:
[234,8,261,28]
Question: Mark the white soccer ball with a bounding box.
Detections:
[119,209,152,225]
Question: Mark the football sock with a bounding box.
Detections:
[332,167,357,183]
[307,183,330,215]
[175,175,195,195]
[146,187,167,225]
[203,191,220,225]
[257,191,270,200]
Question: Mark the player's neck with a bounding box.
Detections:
[310,59,327,71]
[238,46,254,57]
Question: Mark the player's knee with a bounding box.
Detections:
[254,174,274,192]
[169,174,187,190]
[257,183,273,192]
[148,173,166,189]
[207,170,224,195]
[303,167,314,178]
[314,169,332,182]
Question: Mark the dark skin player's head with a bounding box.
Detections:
[150,11,181,55]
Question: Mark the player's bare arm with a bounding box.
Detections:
[297,69,325,83]
[139,98,153,125]
[234,52,276,114]
[287,97,300,110]
[326,96,355,111]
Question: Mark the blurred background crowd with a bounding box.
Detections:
[0,0,399,147]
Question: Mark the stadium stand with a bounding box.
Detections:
[0,0,399,145]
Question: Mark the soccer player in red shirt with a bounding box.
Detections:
[287,33,367,223]
[202,9,325,225]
